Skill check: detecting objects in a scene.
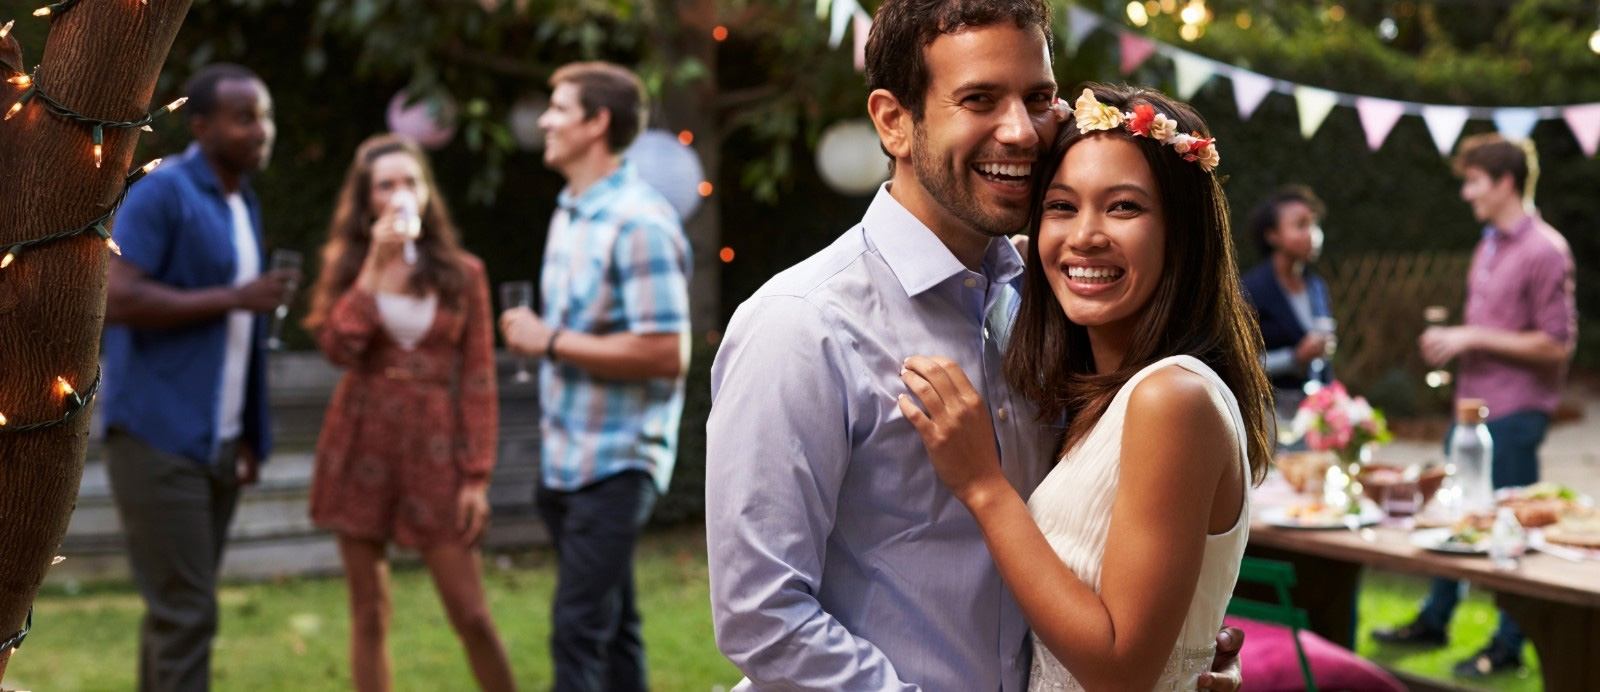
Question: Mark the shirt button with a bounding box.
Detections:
[997,407,1009,422]
[982,327,990,340]
[963,277,978,289]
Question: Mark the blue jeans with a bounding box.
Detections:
[537,471,658,692]
[1417,410,1549,652]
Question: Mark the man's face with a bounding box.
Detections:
[194,78,275,173]
[909,23,1058,238]
[1458,167,1517,224]
[539,82,607,172]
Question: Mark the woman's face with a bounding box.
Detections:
[367,150,430,222]
[1267,200,1320,263]
[1037,134,1166,341]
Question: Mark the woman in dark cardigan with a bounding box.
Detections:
[1241,185,1334,438]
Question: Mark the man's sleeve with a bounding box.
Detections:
[111,176,176,277]
[706,295,918,691]
[612,216,690,335]
[1526,246,1577,349]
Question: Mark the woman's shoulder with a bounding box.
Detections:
[1124,358,1233,433]
[454,251,487,277]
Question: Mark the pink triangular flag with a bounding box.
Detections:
[1119,33,1157,75]
[1355,97,1406,151]
[1563,104,1600,158]
[1231,70,1274,121]
[852,11,870,72]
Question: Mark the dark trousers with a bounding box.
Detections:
[105,430,241,692]
[1419,410,1549,653]
[536,470,657,692]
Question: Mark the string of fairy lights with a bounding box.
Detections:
[2,0,175,657]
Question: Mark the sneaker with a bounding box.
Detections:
[1370,620,1447,647]
[1452,642,1522,678]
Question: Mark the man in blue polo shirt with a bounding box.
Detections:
[103,63,291,692]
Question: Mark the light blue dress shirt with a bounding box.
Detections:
[707,186,1056,691]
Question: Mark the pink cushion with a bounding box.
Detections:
[1224,616,1405,692]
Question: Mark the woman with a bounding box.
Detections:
[899,84,1272,690]
[304,134,516,692]
[1241,185,1334,431]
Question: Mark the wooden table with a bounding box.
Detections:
[1246,517,1600,691]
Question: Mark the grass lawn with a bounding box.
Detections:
[1357,570,1543,691]
[6,526,1545,691]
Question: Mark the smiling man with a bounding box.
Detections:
[703,2,1240,689]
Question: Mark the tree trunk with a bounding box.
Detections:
[658,0,721,336]
[0,0,192,680]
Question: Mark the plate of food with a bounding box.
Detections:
[1260,500,1384,529]
[1410,526,1489,555]
[1538,508,1600,552]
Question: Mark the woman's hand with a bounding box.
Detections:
[898,355,1008,508]
[456,480,491,543]
[357,206,408,291]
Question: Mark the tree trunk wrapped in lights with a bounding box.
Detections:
[0,0,192,680]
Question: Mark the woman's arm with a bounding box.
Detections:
[900,358,1237,691]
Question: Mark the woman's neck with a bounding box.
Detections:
[1272,252,1306,293]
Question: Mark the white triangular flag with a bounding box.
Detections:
[1354,97,1405,151]
[1066,5,1103,55]
[851,10,870,72]
[1492,108,1539,141]
[1421,105,1470,155]
[1174,52,1217,100]
[828,0,857,47]
[1294,86,1339,140]
[1231,70,1274,121]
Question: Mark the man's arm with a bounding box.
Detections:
[1421,249,1577,369]
[706,296,917,691]
[551,330,686,380]
[106,259,288,329]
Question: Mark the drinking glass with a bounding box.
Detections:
[1423,305,1452,388]
[266,249,303,350]
[498,281,535,384]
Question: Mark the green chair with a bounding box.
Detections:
[1227,556,1317,691]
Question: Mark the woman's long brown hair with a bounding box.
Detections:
[304,134,468,330]
[1003,82,1274,484]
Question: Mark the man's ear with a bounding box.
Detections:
[867,88,915,162]
[587,107,613,148]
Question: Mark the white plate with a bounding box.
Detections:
[1260,504,1384,529]
[1410,528,1488,555]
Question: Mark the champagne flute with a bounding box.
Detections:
[266,249,303,350]
[498,281,535,384]
[1304,316,1336,394]
[1423,306,1452,388]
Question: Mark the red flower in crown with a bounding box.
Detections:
[1127,104,1156,137]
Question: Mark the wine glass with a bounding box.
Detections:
[1423,306,1452,388]
[498,280,535,384]
[1304,316,1336,394]
[266,249,303,350]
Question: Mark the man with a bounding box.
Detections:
[1376,134,1577,677]
[104,63,290,691]
[705,1,1241,689]
[498,61,691,692]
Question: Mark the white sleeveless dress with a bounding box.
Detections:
[1027,355,1251,691]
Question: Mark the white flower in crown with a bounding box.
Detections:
[1149,113,1178,141]
[1170,133,1198,153]
[1196,145,1220,171]
[1072,88,1123,133]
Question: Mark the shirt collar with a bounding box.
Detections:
[862,183,1025,297]
[177,141,245,197]
[558,161,633,220]
[1486,212,1536,241]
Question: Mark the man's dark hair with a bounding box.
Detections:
[864,0,1053,120]
[1246,184,1326,257]
[550,61,648,153]
[183,63,262,119]
[1453,133,1536,201]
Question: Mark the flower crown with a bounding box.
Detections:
[1054,88,1220,172]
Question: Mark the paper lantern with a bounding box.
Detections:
[815,119,888,196]
[508,93,548,151]
[624,129,705,221]
[386,90,458,150]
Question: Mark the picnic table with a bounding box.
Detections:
[1245,479,1599,692]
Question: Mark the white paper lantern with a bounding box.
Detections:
[816,119,889,196]
[624,130,705,221]
[509,93,549,151]
[386,90,458,150]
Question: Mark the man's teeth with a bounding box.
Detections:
[1067,266,1124,281]
[976,163,1030,178]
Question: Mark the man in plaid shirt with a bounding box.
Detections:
[499,61,691,692]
